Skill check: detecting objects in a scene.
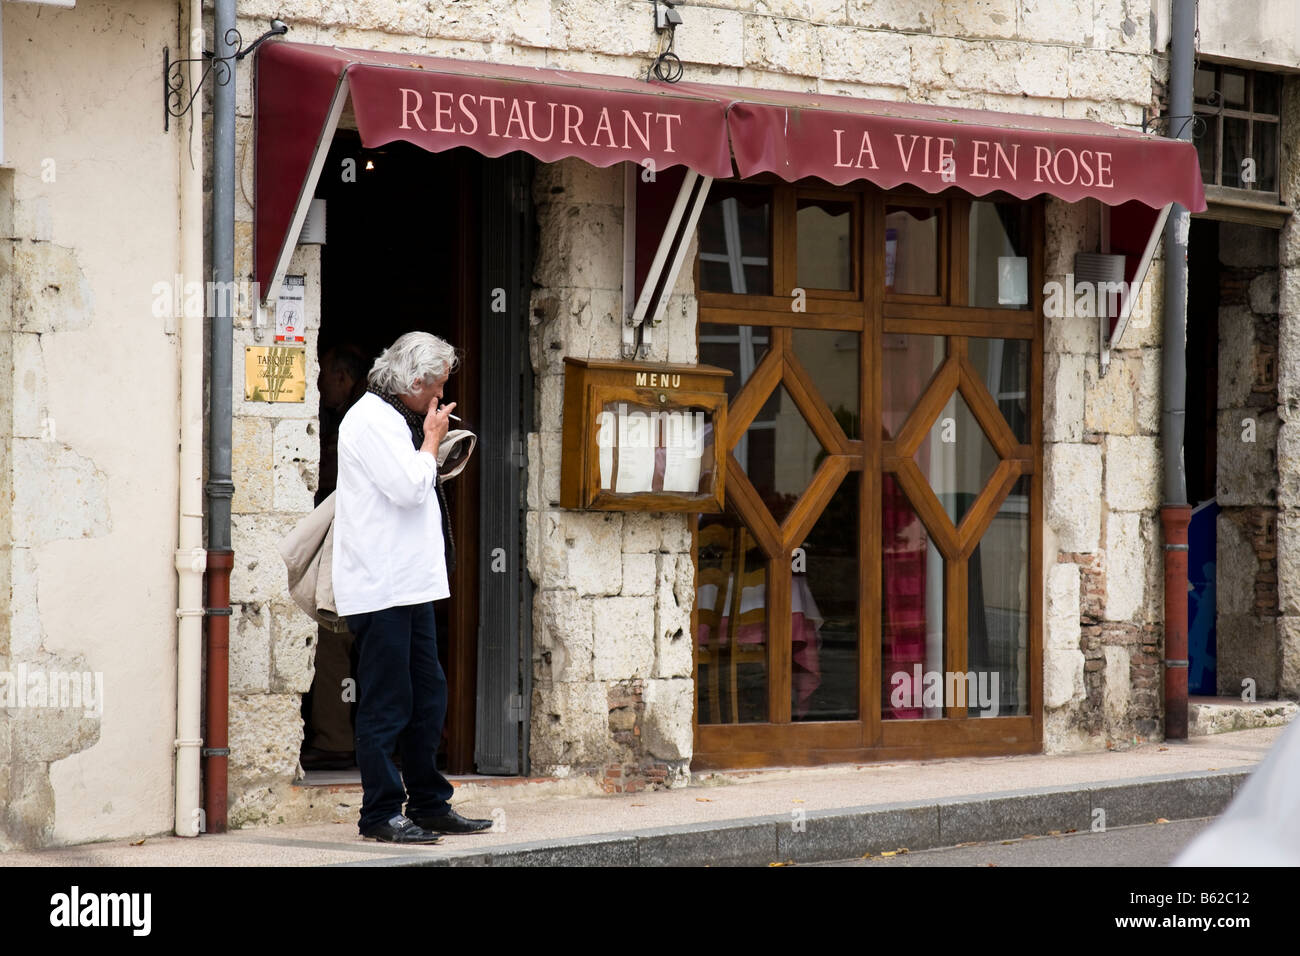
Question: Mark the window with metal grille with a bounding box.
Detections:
[1193,64,1282,198]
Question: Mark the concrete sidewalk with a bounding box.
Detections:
[0,726,1282,867]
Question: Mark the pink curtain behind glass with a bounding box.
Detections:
[882,335,937,720]
[882,473,926,719]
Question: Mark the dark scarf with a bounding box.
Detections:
[367,386,456,576]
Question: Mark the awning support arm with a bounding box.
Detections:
[1101,202,1171,376]
[624,166,713,359]
[260,74,350,306]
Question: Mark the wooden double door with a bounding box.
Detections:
[691,182,1043,767]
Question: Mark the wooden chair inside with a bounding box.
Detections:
[695,530,727,726]
[696,522,767,724]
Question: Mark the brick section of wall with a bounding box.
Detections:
[1251,509,1278,618]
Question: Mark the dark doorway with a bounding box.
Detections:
[304,133,482,774]
[1186,218,1219,507]
[1185,218,1219,697]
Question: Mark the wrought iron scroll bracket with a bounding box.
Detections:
[1140,88,1218,140]
[164,21,288,131]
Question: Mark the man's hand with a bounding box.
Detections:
[421,401,456,458]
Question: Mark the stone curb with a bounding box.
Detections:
[335,767,1253,867]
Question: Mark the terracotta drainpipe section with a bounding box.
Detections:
[1162,0,1195,740]
[204,551,233,832]
[1162,508,1191,739]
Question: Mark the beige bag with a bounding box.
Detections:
[277,491,348,633]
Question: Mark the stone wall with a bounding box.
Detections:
[224,243,323,827]
[1188,0,1300,72]
[1042,195,1167,752]
[525,161,697,790]
[1272,75,1300,699]
[1,0,185,849]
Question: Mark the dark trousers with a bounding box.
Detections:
[347,601,454,833]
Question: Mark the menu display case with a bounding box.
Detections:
[561,358,731,512]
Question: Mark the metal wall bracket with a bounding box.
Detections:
[164,20,288,131]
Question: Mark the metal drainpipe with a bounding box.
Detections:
[1162,0,1195,741]
[203,0,238,832]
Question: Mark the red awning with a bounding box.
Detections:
[673,81,1206,211]
[254,41,732,295]
[254,40,1206,301]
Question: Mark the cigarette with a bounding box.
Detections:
[448,412,461,421]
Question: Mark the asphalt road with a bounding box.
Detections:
[810,817,1213,867]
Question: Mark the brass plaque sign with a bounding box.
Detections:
[244,346,306,403]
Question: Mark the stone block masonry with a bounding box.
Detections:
[224,242,323,827]
[1043,193,1169,753]
[526,159,697,788]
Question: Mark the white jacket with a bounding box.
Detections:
[331,392,449,616]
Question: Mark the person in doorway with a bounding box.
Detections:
[316,342,370,504]
[333,331,491,844]
[302,343,371,772]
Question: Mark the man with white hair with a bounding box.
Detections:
[333,331,491,844]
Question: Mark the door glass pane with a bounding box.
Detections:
[967,337,1030,443]
[698,183,773,294]
[696,509,769,724]
[794,473,859,722]
[967,475,1030,717]
[698,323,770,400]
[1222,116,1248,188]
[882,475,944,720]
[915,391,999,528]
[797,198,853,291]
[791,328,859,438]
[882,334,944,438]
[1254,72,1279,115]
[968,201,1031,309]
[735,385,826,524]
[1255,122,1278,193]
[885,205,941,296]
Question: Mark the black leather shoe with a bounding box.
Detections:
[412,809,493,834]
[362,814,443,844]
